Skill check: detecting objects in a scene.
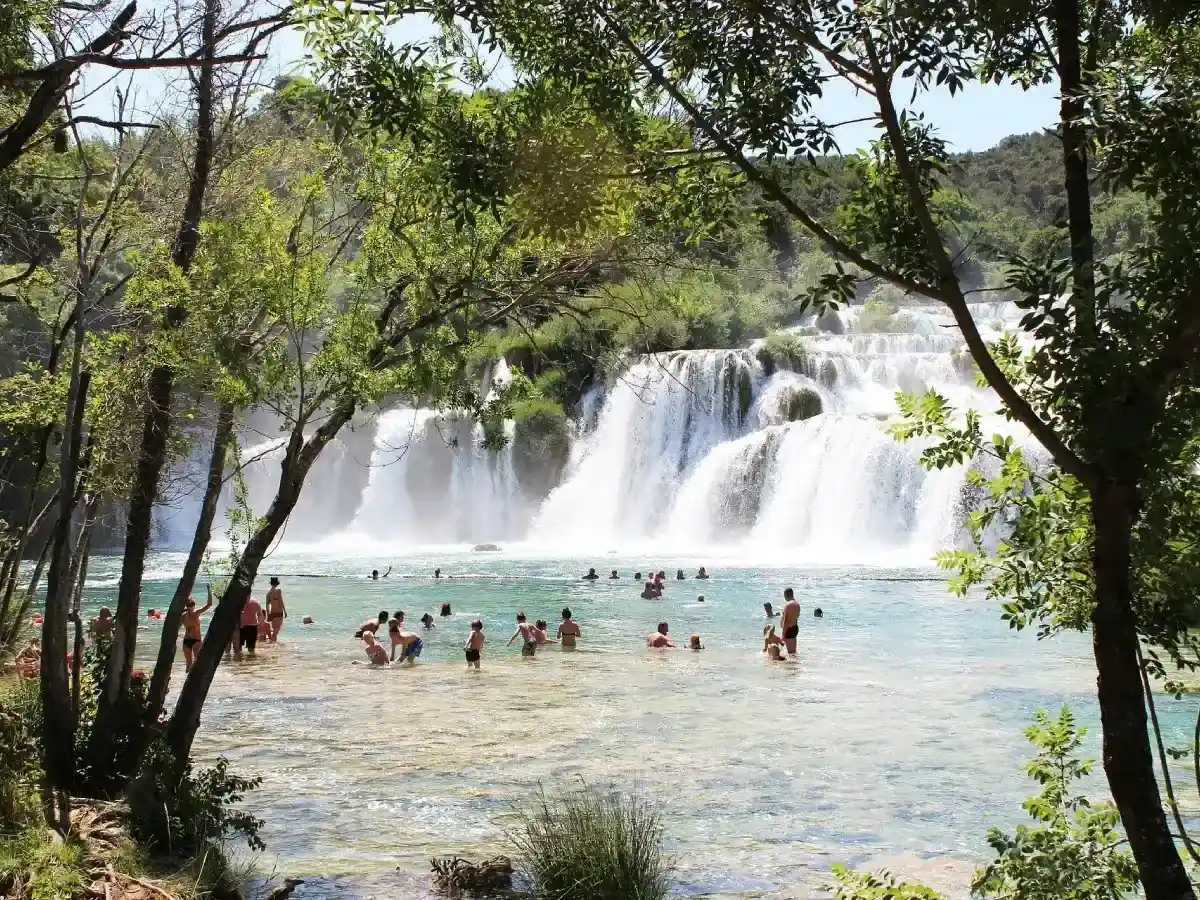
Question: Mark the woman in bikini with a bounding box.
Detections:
[265,577,287,643]
[181,587,214,672]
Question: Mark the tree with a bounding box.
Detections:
[339,0,1200,894]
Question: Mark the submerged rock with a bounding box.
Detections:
[818,358,838,387]
[431,856,514,895]
[472,543,502,552]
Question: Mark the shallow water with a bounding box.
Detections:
[83,550,1195,899]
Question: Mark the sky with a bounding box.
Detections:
[77,16,1060,154]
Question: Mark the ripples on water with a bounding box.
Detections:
[80,551,1192,899]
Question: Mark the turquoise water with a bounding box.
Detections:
[81,550,1194,898]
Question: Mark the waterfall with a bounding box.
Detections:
[155,301,1032,562]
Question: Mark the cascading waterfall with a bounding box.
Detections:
[155,301,1032,562]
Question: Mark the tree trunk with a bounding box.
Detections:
[166,402,355,763]
[146,402,235,725]
[92,0,219,775]
[5,532,53,649]
[39,330,89,809]
[1092,485,1195,900]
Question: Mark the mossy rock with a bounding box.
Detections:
[818,359,838,387]
[738,368,754,423]
[817,310,845,334]
[511,401,571,497]
[756,330,809,377]
[781,387,822,422]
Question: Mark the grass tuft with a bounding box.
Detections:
[510,784,671,900]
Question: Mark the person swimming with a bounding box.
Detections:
[764,602,777,618]
[635,571,642,581]
[440,602,452,617]
[421,613,435,629]
[814,607,824,618]
[647,622,674,648]
[676,569,686,580]
[696,566,710,580]
[640,580,657,600]
[464,619,485,669]
[697,595,705,602]
[370,566,391,580]
[582,568,599,581]
[90,606,114,639]
[688,634,704,651]
[508,612,538,658]
[609,569,619,579]
[434,568,442,579]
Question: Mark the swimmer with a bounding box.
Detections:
[440,602,452,617]
[507,612,538,658]
[302,615,314,625]
[266,576,287,643]
[434,568,442,579]
[764,602,777,618]
[780,588,801,657]
[697,595,705,602]
[647,622,674,649]
[688,634,704,651]
[237,595,265,658]
[533,619,556,645]
[814,607,824,618]
[369,566,392,580]
[609,569,619,579]
[396,628,423,665]
[676,569,685,580]
[558,607,580,649]
[180,587,214,672]
[362,631,389,666]
[640,580,657,600]
[582,567,600,581]
[90,606,114,639]
[696,566,710,580]
[763,624,784,661]
[464,619,485,669]
[635,572,642,581]
[421,613,435,629]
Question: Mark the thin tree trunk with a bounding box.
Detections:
[146,402,235,724]
[39,325,89,813]
[1092,485,1195,900]
[71,520,95,719]
[94,0,220,775]
[5,532,53,649]
[166,401,356,763]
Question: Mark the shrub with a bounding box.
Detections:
[0,680,39,830]
[854,297,902,333]
[511,400,572,498]
[510,785,671,900]
[0,828,87,900]
[128,739,264,856]
[830,708,1138,900]
[782,387,822,421]
[756,330,809,376]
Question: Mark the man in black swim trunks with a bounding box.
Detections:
[780,587,801,657]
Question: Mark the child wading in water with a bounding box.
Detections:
[362,631,389,666]
[464,619,485,669]
[763,624,784,661]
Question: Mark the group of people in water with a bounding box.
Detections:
[7,565,818,680]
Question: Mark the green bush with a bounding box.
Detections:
[510,785,671,900]
[756,330,809,376]
[0,828,87,900]
[511,400,572,497]
[128,739,264,856]
[831,708,1138,900]
[0,680,39,830]
[854,297,902,334]
[782,387,822,421]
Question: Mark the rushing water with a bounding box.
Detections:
[128,303,1198,897]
